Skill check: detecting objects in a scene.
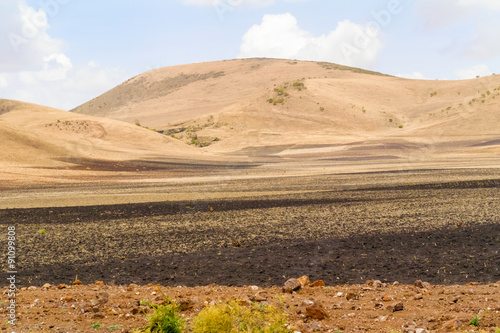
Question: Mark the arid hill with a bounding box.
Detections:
[72,58,500,161]
[0,99,201,184]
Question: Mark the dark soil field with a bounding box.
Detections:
[2,175,499,288]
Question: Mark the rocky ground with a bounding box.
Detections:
[2,278,500,332]
[1,171,499,332]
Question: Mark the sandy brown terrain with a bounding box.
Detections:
[1,59,500,332]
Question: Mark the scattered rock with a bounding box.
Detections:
[393,281,400,286]
[127,284,139,291]
[441,319,463,331]
[250,285,259,291]
[178,298,195,311]
[305,303,328,320]
[62,296,73,302]
[28,286,37,291]
[96,291,109,305]
[283,278,301,293]
[56,284,67,289]
[387,302,404,312]
[367,280,383,288]
[309,280,325,288]
[413,293,423,300]
[72,279,82,286]
[251,291,268,302]
[42,283,52,290]
[95,281,105,286]
[305,321,323,331]
[346,292,359,301]
[297,276,311,288]
[414,280,430,289]
[91,313,105,319]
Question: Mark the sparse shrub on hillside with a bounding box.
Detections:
[399,124,404,128]
[430,91,437,97]
[274,88,284,96]
[135,119,141,127]
[192,300,292,333]
[319,106,325,111]
[389,119,393,122]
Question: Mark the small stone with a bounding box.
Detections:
[297,276,311,288]
[96,291,109,305]
[414,280,425,288]
[372,280,382,288]
[413,293,423,300]
[57,284,67,289]
[42,283,52,289]
[91,313,105,319]
[387,302,404,312]
[382,296,392,302]
[306,321,323,332]
[178,298,195,311]
[72,279,82,286]
[393,281,400,286]
[250,285,259,291]
[127,284,139,291]
[283,278,301,293]
[95,281,104,286]
[415,329,428,333]
[62,296,73,302]
[441,319,462,331]
[305,303,328,320]
[28,286,37,291]
[346,292,359,301]
[309,280,325,288]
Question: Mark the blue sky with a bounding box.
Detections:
[1,0,500,110]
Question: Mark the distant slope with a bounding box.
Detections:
[0,99,199,169]
[71,58,500,159]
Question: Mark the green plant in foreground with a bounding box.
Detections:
[469,315,480,327]
[398,124,404,128]
[108,325,121,330]
[192,300,292,333]
[92,322,102,329]
[38,229,46,235]
[135,298,185,333]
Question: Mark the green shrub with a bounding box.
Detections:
[469,315,480,327]
[135,298,185,333]
[192,300,291,333]
[399,125,404,128]
[430,91,437,97]
[92,322,102,329]
[274,88,284,95]
[38,229,46,235]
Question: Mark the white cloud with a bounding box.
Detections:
[0,1,129,110]
[2,62,128,110]
[0,1,64,72]
[0,74,7,88]
[238,13,383,68]
[180,0,309,8]
[455,64,492,79]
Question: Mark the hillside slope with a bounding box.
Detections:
[0,99,203,183]
[72,58,500,160]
